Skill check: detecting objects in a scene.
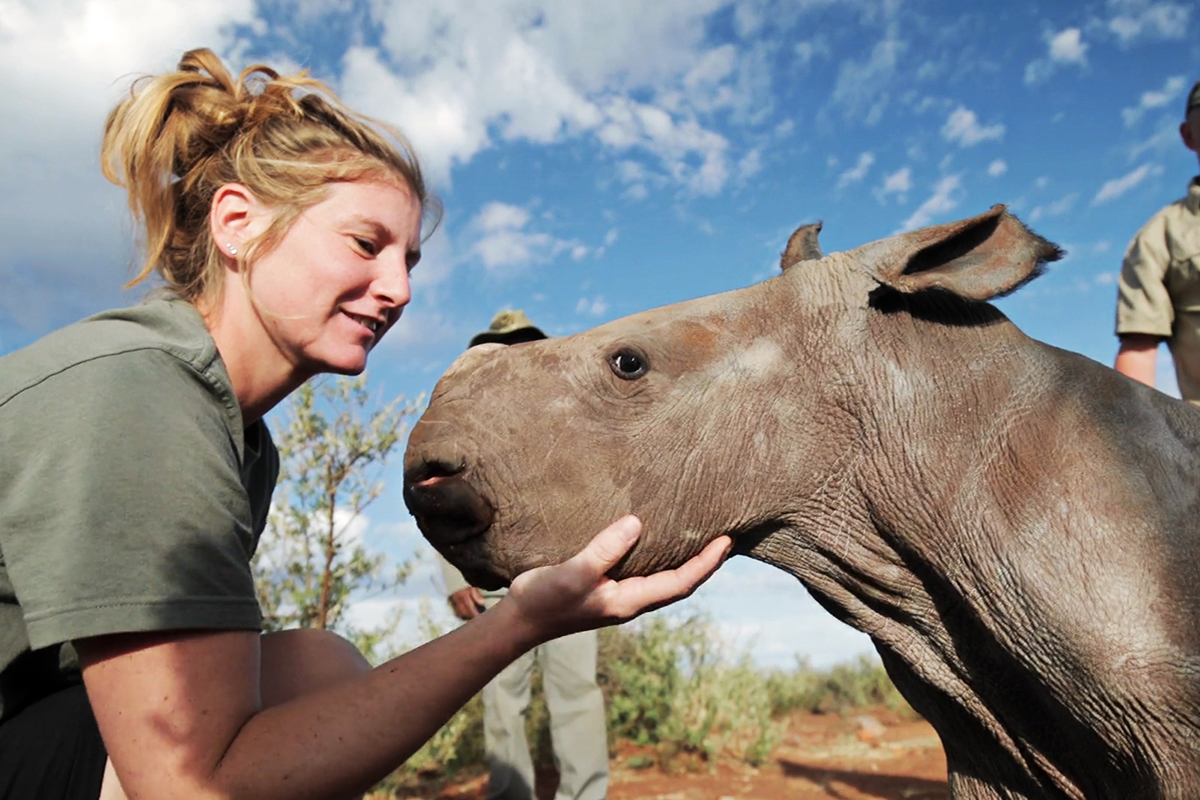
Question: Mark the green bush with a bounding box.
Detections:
[598,613,783,769]
[372,604,916,794]
[764,653,913,716]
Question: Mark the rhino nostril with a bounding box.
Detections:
[402,459,495,546]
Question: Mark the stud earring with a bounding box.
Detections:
[226,243,238,256]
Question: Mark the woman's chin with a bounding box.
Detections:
[308,351,369,377]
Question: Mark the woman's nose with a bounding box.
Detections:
[374,258,412,309]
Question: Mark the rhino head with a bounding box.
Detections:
[403,205,1056,590]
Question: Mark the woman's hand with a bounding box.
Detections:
[502,515,732,645]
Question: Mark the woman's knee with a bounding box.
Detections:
[259,628,371,708]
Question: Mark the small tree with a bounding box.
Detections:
[253,373,420,662]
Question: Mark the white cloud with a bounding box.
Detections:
[941,106,1005,147]
[676,40,775,123]
[1049,27,1088,63]
[737,148,764,182]
[836,151,875,189]
[467,201,582,273]
[1048,193,1080,216]
[575,296,609,316]
[623,183,650,201]
[987,159,1008,177]
[873,167,911,203]
[595,96,731,196]
[794,37,831,67]
[1129,119,1184,160]
[900,174,963,231]
[616,160,650,185]
[1029,192,1080,222]
[1121,75,1188,126]
[1107,0,1191,45]
[333,508,370,547]
[829,36,905,126]
[0,0,260,337]
[339,1,751,196]
[1092,163,1163,205]
[477,202,532,232]
[1024,27,1088,85]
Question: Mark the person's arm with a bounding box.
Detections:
[449,586,487,619]
[438,551,486,620]
[78,516,730,800]
[1114,333,1162,388]
[1114,212,1171,390]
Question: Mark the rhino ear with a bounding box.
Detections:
[872,205,1062,301]
[780,221,823,271]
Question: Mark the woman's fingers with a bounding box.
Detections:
[507,522,733,640]
[602,534,732,619]
[566,514,643,581]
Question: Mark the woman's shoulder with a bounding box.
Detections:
[0,298,222,408]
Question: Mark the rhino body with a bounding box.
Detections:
[404,207,1200,799]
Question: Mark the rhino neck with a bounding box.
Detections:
[742,299,1200,798]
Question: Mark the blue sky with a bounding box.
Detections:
[3,0,1198,667]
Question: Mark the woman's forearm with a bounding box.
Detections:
[212,599,536,799]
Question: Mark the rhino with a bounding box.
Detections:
[403,205,1200,799]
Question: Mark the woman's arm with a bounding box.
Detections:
[78,516,730,800]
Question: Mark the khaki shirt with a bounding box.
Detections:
[1116,178,1200,404]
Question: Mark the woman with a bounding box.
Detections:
[0,49,730,799]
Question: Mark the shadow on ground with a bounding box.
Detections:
[778,758,950,799]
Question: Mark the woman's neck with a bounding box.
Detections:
[197,294,308,425]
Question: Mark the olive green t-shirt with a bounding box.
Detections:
[0,298,278,721]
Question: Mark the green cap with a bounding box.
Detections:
[1188,78,1200,115]
[468,309,548,348]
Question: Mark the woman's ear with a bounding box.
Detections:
[210,183,269,258]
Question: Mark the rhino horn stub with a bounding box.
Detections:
[780,221,824,271]
[869,204,1063,301]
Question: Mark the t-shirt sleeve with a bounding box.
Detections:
[1116,213,1175,338]
[0,349,262,649]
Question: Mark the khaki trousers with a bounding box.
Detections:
[482,627,608,800]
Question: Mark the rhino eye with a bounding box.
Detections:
[609,348,648,380]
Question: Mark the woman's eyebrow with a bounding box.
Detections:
[346,215,393,240]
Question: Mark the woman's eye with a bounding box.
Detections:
[355,237,377,256]
[609,348,648,380]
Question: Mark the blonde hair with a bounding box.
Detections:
[101,48,440,306]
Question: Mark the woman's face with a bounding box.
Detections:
[245,179,423,379]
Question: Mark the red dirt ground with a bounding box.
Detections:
[386,706,949,800]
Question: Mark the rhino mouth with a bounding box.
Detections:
[403,460,496,547]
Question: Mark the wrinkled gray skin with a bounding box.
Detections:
[404,206,1200,799]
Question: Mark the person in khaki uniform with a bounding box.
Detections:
[1114,77,1200,405]
[438,310,609,800]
